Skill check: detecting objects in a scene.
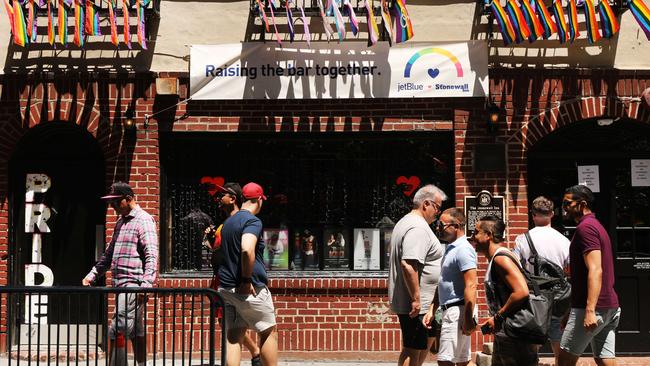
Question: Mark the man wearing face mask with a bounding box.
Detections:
[423,208,477,366]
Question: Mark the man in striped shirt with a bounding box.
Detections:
[83,182,158,366]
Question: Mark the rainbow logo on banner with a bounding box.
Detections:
[404,48,463,79]
[629,0,650,40]
[598,0,619,38]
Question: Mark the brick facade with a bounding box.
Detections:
[0,70,648,354]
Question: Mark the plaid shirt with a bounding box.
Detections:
[85,205,159,288]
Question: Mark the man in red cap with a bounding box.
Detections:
[82,182,158,366]
[217,182,278,366]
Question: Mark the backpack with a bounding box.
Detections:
[524,232,572,317]
[486,249,554,345]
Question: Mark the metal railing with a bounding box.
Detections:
[0,286,225,366]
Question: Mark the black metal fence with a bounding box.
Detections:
[0,286,225,366]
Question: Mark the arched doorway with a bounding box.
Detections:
[8,122,106,345]
[528,117,650,354]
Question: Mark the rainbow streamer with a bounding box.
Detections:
[598,0,619,38]
[381,0,393,44]
[4,0,15,36]
[108,0,118,46]
[567,0,580,42]
[122,0,131,49]
[255,0,269,32]
[490,0,516,45]
[364,0,380,46]
[13,0,28,46]
[73,0,83,47]
[299,6,311,46]
[392,0,414,43]
[286,0,294,42]
[344,0,359,36]
[551,0,568,43]
[583,0,601,43]
[533,0,557,39]
[27,0,37,42]
[136,0,146,49]
[330,0,346,42]
[520,0,543,41]
[268,1,282,45]
[84,0,100,35]
[629,0,650,40]
[505,0,531,43]
[317,0,334,41]
[47,0,54,45]
[57,0,67,45]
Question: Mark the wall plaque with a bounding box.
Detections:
[464,190,505,237]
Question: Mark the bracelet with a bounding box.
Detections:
[241,277,252,284]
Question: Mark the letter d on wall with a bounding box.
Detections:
[24,264,54,324]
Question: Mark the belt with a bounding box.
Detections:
[440,300,465,311]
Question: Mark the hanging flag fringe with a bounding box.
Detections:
[344,0,359,36]
[391,0,413,43]
[364,0,380,46]
[490,0,516,45]
[520,0,543,42]
[317,0,334,41]
[4,0,16,38]
[27,0,37,42]
[108,0,119,46]
[268,0,282,45]
[13,0,29,46]
[47,0,54,45]
[567,0,580,42]
[57,0,67,45]
[73,0,84,47]
[551,0,569,43]
[255,0,269,32]
[505,0,531,43]
[331,0,346,42]
[583,0,601,43]
[84,0,101,36]
[629,0,650,40]
[380,0,393,45]
[299,5,311,46]
[136,0,146,49]
[598,0,619,38]
[534,0,557,39]
[286,0,295,42]
[122,0,132,48]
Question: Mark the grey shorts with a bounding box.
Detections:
[560,307,621,359]
[218,286,277,333]
[108,293,146,339]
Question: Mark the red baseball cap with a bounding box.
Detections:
[242,182,267,201]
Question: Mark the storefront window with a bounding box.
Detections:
[160,132,454,274]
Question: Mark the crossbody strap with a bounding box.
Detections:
[524,231,540,276]
[493,251,541,296]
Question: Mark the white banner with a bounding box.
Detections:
[190,42,488,100]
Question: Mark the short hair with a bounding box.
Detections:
[413,184,447,209]
[478,215,506,243]
[531,196,554,216]
[442,208,466,228]
[564,185,595,209]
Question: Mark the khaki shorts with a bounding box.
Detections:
[218,286,277,333]
[438,305,472,363]
[108,293,145,339]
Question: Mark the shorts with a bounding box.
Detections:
[108,293,146,339]
[218,286,277,333]
[548,315,563,342]
[492,335,539,366]
[560,307,621,359]
[397,314,436,350]
[437,305,472,363]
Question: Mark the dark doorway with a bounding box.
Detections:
[528,118,650,355]
[9,123,106,329]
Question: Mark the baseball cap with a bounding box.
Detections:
[101,182,135,200]
[216,182,243,204]
[242,182,267,201]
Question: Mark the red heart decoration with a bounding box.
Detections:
[200,176,225,196]
[396,176,421,197]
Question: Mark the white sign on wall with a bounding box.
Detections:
[631,159,650,187]
[578,165,600,193]
[190,42,489,100]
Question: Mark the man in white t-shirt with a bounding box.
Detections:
[513,195,570,364]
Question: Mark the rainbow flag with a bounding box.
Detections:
[551,0,568,43]
[583,0,601,43]
[381,0,393,44]
[108,0,118,46]
[286,0,295,42]
[330,0,346,42]
[567,0,580,42]
[317,0,334,40]
[136,0,146,49]
[533,0,557,39]
[598,0,619,38]
[47,0,54,45]
[344,0,359,36]
[84,0,100,35]
[520,0,544,41]
[57,0,67,45]
[268,1,282,45]
[364,0,380,46]
[490,0,516,45]
[505,0,531,43]
[73,0,83,46]
[629,0,650,40]
[255,0,269,32]
[299,6,311,46]
[27,0,37,42]
[122,0,131,49]
[13,0,28,46]
[392,0,414,43]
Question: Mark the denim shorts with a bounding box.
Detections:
[548,316,563,342]
[560,307,621,359]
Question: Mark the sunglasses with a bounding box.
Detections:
[562,199,579,208]
[427,200,441,211]
[437,221,458,230]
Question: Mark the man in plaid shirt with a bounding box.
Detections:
[83,182,158,366]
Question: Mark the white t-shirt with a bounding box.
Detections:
[513,226,570,273]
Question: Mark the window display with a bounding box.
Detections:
[353,228,380,270]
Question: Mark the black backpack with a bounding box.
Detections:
[524,232,572,317]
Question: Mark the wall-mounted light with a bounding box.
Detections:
[123,109,136,131]
[486,102,501,133]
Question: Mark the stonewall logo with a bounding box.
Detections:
[398,47,470,93]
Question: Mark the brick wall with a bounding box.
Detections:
[0,70,648,354]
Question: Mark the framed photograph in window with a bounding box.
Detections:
[353,228,380,270]
[382,228,393,270]
[323,227,350,269]
[262,229,289,270]
[292,227,320,270]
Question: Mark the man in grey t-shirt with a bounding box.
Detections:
[388,184,446,366]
